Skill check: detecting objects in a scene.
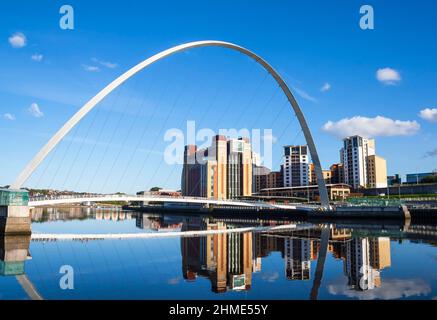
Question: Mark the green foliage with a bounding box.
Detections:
[150,187,162,192]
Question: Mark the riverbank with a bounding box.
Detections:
[125,204,437,221]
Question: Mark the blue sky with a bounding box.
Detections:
[0,0,436,193]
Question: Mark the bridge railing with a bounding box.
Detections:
[28,193,319,208]
[29,193,268,204]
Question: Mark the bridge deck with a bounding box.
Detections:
[28,194,319,211]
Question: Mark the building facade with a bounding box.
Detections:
[283,145,309,187]
[181,136,252,200]
[253,166,283,194]
[308,163,316,185]
[406,172,434,184]
[340,135,387,190]
[330,163,344,184]
[341,136,376,189]
[227,138,252,199]
[367,155,388,188]
[387,174,401,186]
[258,184,351,201]
[322,169,332,184]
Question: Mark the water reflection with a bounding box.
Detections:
[32,207,133,222]
[176,216,390,293]
[0,207,436,299]
[0,234,30,276]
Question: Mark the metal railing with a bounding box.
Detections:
[29,193,321,209]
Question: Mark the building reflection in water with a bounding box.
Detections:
[31,207,133,222]
[180,218,253,292]
[156,215,394,294]
[343,237,391,291]
[1,209,395,297]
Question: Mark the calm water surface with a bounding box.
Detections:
[1,207,437,300]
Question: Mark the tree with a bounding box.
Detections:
[150,187,162,192]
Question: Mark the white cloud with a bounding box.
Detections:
[31,54,44,62]
[28,103,44,118]
[91,57,118,69]
[419,108,437,122]
[8,32,27,48]
[328,278,431,300]
[292,86,317,102]
[322,115,420,138]
[261,271,279,283]
[321,83,331,92]
[167,277,181,285]
[82,64,100,72]
[376,67,401,85]
[2,113,16,121]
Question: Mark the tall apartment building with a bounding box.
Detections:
[181,145,205,197]
[182,136,252,200]
[341,135,384,189]
[210,135,228,199]
[227,138,252,199]
[283,145,309,187]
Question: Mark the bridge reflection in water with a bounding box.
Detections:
[1,207,437,299]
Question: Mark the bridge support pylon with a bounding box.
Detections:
[0,189,31,235]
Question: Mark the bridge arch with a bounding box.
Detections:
[11,40,329,207]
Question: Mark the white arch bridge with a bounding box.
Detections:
[10,39,330,209]
[8,40,333,299]
[28,194,319,211]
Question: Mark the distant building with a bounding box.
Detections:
[181,136,252,200]
[253,167,284,193]
[330,163,344,184]
[252,152,262,194]
[367,155,388,188]
[322,169,332,184]
[181,145,207,197]
[253,165,271,193]
[341,136,375,189]
[308,163,316,185]
[308,165,334,185]
[340,135,387,189]
[227,138,252,199]
[387,174,401,186]
[258,183,350,201]
[283,145,309,187]
[406,172,434,184]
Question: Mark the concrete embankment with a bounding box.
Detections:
[310,205,411,220]
[126,204,437,221]
[125,205,309,219]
